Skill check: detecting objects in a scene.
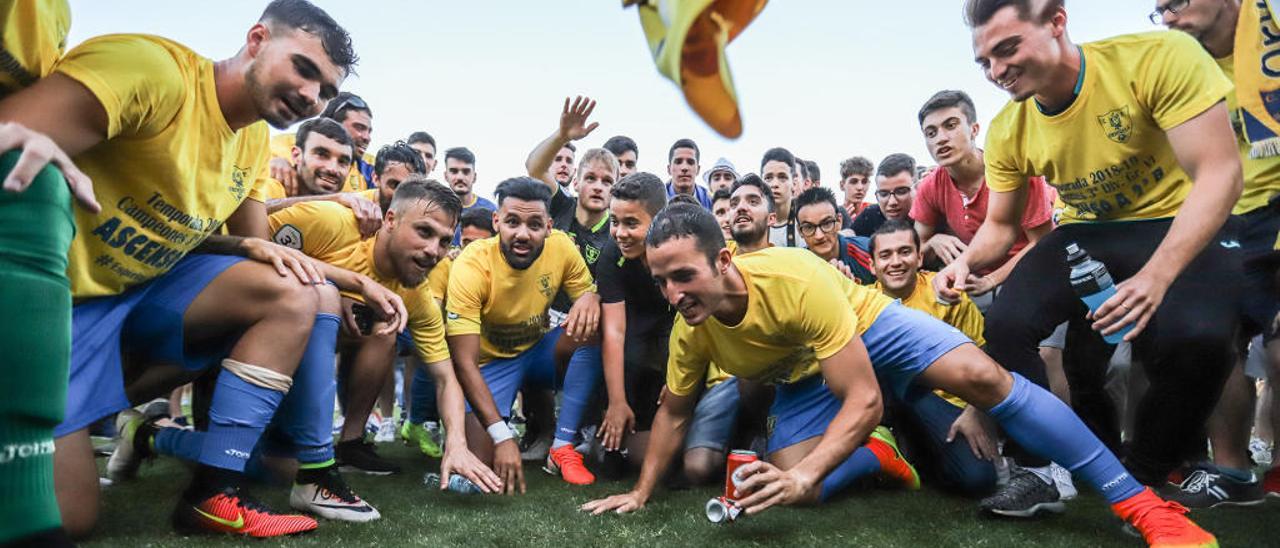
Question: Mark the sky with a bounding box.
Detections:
[66,1,1160,200]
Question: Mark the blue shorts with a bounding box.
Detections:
[684,377,739,451]
[57,254,244,437]
[396,330,415,356]
[465,327,561,418]
[766,302,971,453]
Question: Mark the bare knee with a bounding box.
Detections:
[683,448,723,485]
[54,432,100,539]
[313,282,341,316]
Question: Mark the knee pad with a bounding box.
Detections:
[222,359,293,392]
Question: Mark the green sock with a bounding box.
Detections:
[0,150,74,541]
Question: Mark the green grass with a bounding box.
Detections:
[84,442,1279,547]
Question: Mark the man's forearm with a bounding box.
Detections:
[426,359,470,446]
[984,238,1032,286]
[448,336,504,427]
[265,192,350,214]
[631,401,693,498]
[958,220,1020,273]
[789,394,881,489]
[191,233,248,256]
[601,305,628,405]
[525,130,566,189]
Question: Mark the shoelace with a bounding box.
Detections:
[319,469,360,503]
[1129,500,1192,542]
[220,486,275,515]
[1178,470,1214,494]
[554,447,587,468]
[997,471,1050,503]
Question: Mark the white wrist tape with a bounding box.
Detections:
[487,421,514,445]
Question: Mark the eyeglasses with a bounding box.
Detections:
[799,218,840,237]
[875,187,912,200]
[1148,0,1190,24]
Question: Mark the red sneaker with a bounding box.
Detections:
[1112,488,1218,548]
[173,486,318,538]
[545,444,596,485]
[866,426,920,490]
[1264,467,1280,499]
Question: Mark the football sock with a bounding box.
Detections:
[270,313,340,466]
[819,446,882,502]
[987,372,1143,504]
[198,367,286,472]
[554,345,602,445]
[154,427,203,462]
[0,152,73,542]
[410,364,438,424]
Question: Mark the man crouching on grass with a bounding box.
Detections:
[582,204,1217,548]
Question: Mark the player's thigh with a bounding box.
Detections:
[182,259,317,341]
[769,437,821,471]
[53,429,99,539]
[915,344,1013,410]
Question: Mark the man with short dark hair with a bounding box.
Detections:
[851,153,916,236]
[711,187,733,239]
[839,156,875,228]
[447,177,603,492]
[938,2,1244,539]
[795,187,875,284]
[584,204,1217,548]
[407,131,438,176]
[729,176,777,254]
[444,146,496,245]
[760,147,805,247]
[667,138,712,209]
[268,90,374,192]
[806,159,821,188]
[603,135,639,180]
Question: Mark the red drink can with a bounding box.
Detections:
[724,449,758,501]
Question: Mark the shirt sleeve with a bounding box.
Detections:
[666,319,711,397]
[53,34,186,140]
[245,162,275,203]
[983,114,1030,194]
[267,202,353,256]
[1140,32,1233,131]
[908,173,943,227]
[1019,176,1055,230]
[596,244,626,304]
[797,267,859,360]
[408,288,452,364]
[426,257,451,303]
[445,248,487,337]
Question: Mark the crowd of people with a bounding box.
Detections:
[0,0,1275,546]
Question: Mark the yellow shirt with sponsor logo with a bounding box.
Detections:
[446,231,595,365]
[57,34,270,298]
[0,0,70,97]
[267,201,450,364]
[1216,54,1280,215]
[666,247,892,397]
[985,31,1232,224]
[269,132,370,193]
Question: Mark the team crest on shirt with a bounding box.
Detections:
[273,225,303,250]
[585,244,601,265]
[229,165,250,200]
[1097,106,1132,143]
[538,273,553,298]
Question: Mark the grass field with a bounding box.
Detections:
[82,442,1280,547]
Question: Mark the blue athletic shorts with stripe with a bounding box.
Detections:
[766,302,971,453]
[465,327,561,418]
[56,254,244,437]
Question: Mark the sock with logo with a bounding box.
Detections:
[987,372,1143,504]
[0,151,74,541]
[197,367,286,472]
[553,345,603,446]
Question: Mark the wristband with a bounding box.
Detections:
[487,421,514,445]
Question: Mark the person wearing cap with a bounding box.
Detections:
[704,157,738,194]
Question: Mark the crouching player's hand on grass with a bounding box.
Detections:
[440,443,503,494]
[732,461,820,514]
[493,439,526,495]
[581,491,647,515]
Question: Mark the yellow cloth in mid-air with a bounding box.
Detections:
[625,0,766,139]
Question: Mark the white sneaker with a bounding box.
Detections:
[374,419,396,444]
[106,409,145,482]
[290,467,381,522]
[1049,462,1078,501]
[1250,437,1273,467]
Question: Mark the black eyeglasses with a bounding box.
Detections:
[799,218,840,237]
[875,187,912,200]
[1149,0,1190,24]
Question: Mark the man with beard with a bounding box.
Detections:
[0,0,385,538]
[445,146,496,245]
[795,187,876,284]
[268,90,375,193]
[447,177,603,492]
[258,117,354,201]
[852,153,917,237]
[263,177,499,492]
[728,176,777,254]
[603,135,639,180]
[667,138,712,209]
[760,147,805,248]
[583,204,1219,548]
[704,157,739,195]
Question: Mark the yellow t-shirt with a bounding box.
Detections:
[58,34,270,298]
[269,132,370,193]
[427,256,451,303]
[879,271,985,347]
[267,201,450,364]
[985,31,1232,224]
[446,231,595,365]
[1216,54,1280,215]
[666,247,892,397]
[0,0,69,97]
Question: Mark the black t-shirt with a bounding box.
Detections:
[597,241,674,371]
[551,184,612,312]
[850,203,887,237]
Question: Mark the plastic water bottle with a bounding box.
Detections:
[1066,243,1132,344]
[423,472,483,494]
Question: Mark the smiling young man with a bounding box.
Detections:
[727,176,777,254]
[852,153,917,237]
[796,187,876,284]
[447,177,602,492]
[934,1,1245,537]
[583,204,1218,548]
[268,90,374,193]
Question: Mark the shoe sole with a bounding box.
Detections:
[337,465,397,476]
[1198,498,1267,509]
[542,463,594,485]
[985,501,1066,518]
[289,496,381,523]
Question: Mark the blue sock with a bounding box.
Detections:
[987,372,1143,504]
[198,367,286,472]
[819,446,881,502]
[270,313,340,466]
[410,364,439,424]
[153,427,203,462]
[553,345,602,444]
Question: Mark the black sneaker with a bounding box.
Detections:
[336,440,401,475]
[1167,467,1265,509]
[979,467,1065,518]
